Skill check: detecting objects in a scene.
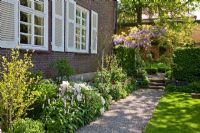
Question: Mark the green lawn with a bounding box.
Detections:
[145,93,200,133]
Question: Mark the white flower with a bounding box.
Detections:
[62,81,70,87]
[48,99,51,104]
[71,96,74,106]
[74,83,81,95]
[44,95,47,100]
[0,128,2,133]
[63,96,67,108]
[100,107,105,115]
[101,96,106,105]
[77,94,82,102]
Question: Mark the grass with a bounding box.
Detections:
[145,93,200,133]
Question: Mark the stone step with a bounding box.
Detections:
[149,85,165,89]
[149,79,165,83]
[149,82,165,86]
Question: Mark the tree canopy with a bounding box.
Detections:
[118,0,200,25]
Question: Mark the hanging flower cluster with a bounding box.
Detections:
[113,25,166,48]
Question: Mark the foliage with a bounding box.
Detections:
[155,16,196,48]
[94,55,136,101]
[9,118,45,133]
[114,45,145,77]
[118,0,200,25]
[27,79,58,119]
[0,49,41,131]
[118,0,155,24]
[145,93,200,133]
[172,48,200,82]
[145,62,171,74]
[165,82,200,93]
[42,82,105,132]
[164,70,172,80]
[49,59,74,84]
[95,55,127,84]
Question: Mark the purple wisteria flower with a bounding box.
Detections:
[113,37,124,45]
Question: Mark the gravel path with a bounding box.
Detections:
[77,89,164,133]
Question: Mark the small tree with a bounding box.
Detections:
[49,59,74,84]
[0,49,41,131]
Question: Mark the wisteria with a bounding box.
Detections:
[113,25,166,48]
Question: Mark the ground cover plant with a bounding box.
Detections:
[145,93,200,133]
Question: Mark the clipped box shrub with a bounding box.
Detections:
[173,48,200,82]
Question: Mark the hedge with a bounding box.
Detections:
[114,45,144,77]
[173,48,200,82]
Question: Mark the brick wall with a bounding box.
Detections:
[0,0,117,77]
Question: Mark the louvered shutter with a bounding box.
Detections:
[52,0,64,52]
[0,0,18,48]
[66,0,76,52]
[91,11,98,54]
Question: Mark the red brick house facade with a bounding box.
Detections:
[0,0,117,78]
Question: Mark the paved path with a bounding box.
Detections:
[77,89,164,133]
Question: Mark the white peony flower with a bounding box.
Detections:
[77,94,82,102]
[101,96,106,105]
[100,107,105,115]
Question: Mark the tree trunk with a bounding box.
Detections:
[136,4,142,25]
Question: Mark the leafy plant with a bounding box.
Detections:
[9,118,45,133]
[165,82,200,93]
[0,49,41,131]
[49,59,74,84]
[27,79,58,119]
[173,48,200,82]
[42,82,105,132]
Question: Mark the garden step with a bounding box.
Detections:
[149,79,165,83]
[149,85,165,89]
[149,82,165,86]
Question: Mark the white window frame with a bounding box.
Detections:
[73,5,89,53]
[19,0,48,51]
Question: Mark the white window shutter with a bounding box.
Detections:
[66,0,76,52]
[91,11,98,54]
[0,0,18,48]
[52,0,65,52]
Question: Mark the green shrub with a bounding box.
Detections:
[114,45,145,77]
[0,49,41,131]
[165,82,200,93]
[27,79,58,119]
[173,48,200,82]
[49,59,74,84]
[109,81,127,100]
[124,78,136,94]
[42,82,105,133]
[165,70,172,80]
[10,118,45,133]
[94,55,135,101]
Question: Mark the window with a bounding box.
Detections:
[19,0,48,50]
[75,6,89,52]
